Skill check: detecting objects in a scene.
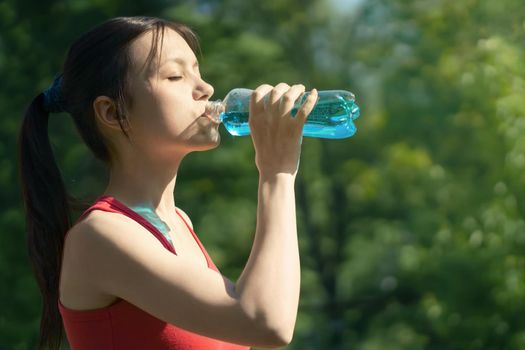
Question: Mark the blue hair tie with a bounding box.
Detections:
[43,74,66,113]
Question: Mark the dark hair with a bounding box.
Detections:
[17,16,199,350]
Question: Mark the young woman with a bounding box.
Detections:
[18,16,318,350]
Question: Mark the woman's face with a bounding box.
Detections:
[125,28,219,158]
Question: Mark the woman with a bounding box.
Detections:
[18,16,317,350]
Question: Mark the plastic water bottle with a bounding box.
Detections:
[206,88,360,139]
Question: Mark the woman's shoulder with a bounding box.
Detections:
[68,209,132,242]
[60,209,175,310]
[62,207,180,288]
[63,209,170,275]
[60,210,136,309]
[67,209,164,250]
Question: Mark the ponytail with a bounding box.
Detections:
[17,92,71,350]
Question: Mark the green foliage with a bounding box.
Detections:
[1,0,524,349]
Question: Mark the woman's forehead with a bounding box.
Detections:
[129,28,196,74]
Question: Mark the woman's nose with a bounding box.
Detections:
[194,78,214,101]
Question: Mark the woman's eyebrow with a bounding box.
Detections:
[161,57,199,68]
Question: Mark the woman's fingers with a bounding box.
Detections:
[278,84,306,117]
[250,84,273,114]
[268,83,291,107]
[295,88,318,123]
[250,83,318,125]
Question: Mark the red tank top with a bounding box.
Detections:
[58,195,250,350]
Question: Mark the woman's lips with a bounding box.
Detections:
[200,112,221,125]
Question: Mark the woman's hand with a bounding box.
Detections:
[249,83,318,178]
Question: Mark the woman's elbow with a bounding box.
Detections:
[266,327,294,348]
[255,317,295,348]
[239,299,297,347]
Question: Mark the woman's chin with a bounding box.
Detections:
[192,129,221,151]
[176,120,222,151]
[205,133,221,150]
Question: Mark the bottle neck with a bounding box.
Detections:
[205,100,225,123]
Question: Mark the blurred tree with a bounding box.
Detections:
[294,0,525,349]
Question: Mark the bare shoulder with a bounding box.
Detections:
[62,210,169,292]
[61,210,136,305]
[65,209,166,257]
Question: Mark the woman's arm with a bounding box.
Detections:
[235,83,318,343]
[235,173,299,344]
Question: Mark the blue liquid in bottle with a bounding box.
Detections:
[207,88,360,139]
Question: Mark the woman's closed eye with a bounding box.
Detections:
[168,76,182,81]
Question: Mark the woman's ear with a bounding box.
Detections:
[93,96,129,132]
